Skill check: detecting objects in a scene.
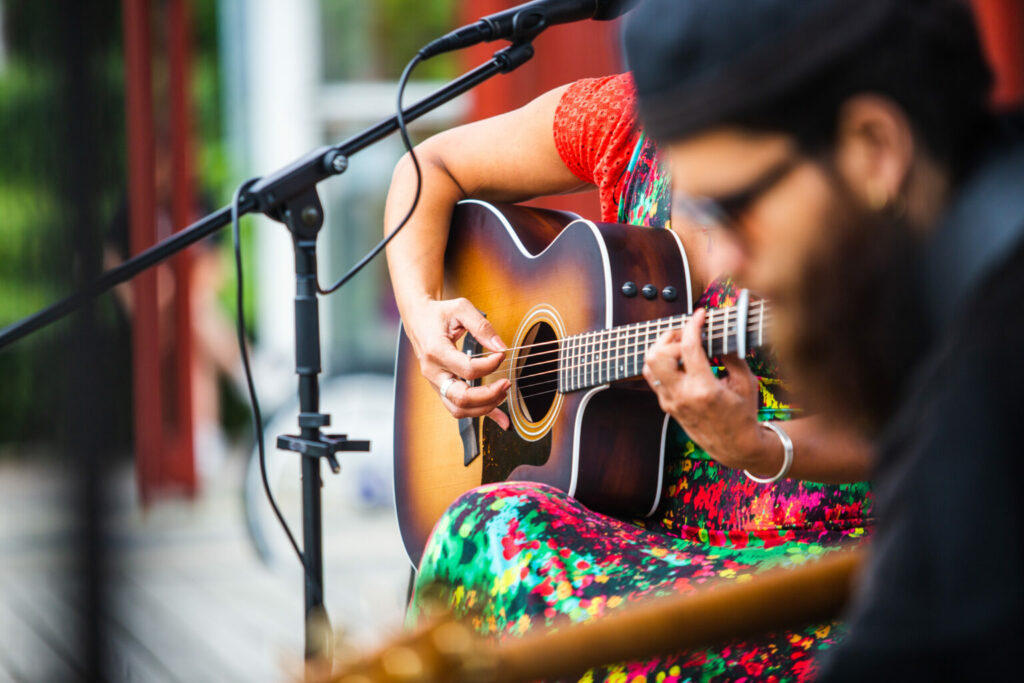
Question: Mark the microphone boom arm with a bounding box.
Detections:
[0,41,536,351]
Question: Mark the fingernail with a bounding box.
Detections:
[491,336,507,351]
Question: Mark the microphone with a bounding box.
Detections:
[419,0,637,59]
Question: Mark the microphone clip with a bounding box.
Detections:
[483,8,548,43]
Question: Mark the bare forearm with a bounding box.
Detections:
[383,146,466,317]
[744,415,873,484]
[384,84,583,320]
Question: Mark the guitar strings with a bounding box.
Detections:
[476,311,773,379]
[507,317,770,387]
[472,304,774,403]
[475,309,772,377]
[478,316,773,391]
[480,317,775,386]
[459,300,768,358]
[460,301,770,361]
[513,329,779,402]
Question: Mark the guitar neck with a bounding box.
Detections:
[558,292,769,393]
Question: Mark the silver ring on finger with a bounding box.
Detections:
[440,376,457,400]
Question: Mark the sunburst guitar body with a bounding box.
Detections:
[393,200,697,566]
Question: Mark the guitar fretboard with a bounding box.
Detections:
[557,295,769,393]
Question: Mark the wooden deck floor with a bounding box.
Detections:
[0,454,410,682]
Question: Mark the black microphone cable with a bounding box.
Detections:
[318,52,424,295]
[231,177,325,608]
[229,48,428,610]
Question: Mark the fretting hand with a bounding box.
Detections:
[642,308,778,472]
[403,296,511,429]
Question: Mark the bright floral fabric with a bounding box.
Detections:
[408,76,873,682]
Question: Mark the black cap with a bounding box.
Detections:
[623,0,901,142]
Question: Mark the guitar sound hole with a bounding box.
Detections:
[515,321,558,423]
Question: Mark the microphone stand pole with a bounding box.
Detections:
[0,40,535,660]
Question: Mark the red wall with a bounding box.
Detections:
[460,1,625,218]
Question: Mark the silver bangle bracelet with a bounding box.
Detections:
[743,421,794,484]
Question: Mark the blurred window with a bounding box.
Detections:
[316,0,464,374]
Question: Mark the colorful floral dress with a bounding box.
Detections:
[408,74,873,682]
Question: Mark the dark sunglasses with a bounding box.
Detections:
[673,154,803,232]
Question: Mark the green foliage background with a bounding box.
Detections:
[0,0,228,452]
[0,0,460,453]
[321,0,458,81]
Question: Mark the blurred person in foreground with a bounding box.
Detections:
[625,0,1024,678]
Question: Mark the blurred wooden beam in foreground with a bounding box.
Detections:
[319,548,864,683]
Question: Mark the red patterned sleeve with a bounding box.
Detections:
[553,73,640,222]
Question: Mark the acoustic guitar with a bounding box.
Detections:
[393,201,771,565]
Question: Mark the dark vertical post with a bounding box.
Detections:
[122,0,163,503]
[283,190,331,659]
[167,0,198,493]
[60,2,110,678]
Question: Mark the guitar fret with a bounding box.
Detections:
[578,333,585,389]
[608,329,615,382]
[728,307,735,355]
[577,331,585,389]
[589,331,596,386]
[607,329,614,383]
[572,334,579,392]
[626,321,634,376]
[636,321,645,376]
[564,335,571,392]
[614,327,622,378]
[581,332,588,389]
[610,329,618,381]
[578,333,584,390]
[641,320,651,368]
[606,328,614,383]
[719,309,726,356]
[604,330,611,384]
[614,328,622,381]
[581,332,588,388]
[723,307,730,355]
[706,308,714,357]
[566,335,571,392]
[614,327,622,382]
[599,330,606,384]
[623,325,631,380]
[577,333,583,390]
[561,339,569,393]
[619,327,626,381]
